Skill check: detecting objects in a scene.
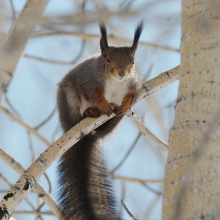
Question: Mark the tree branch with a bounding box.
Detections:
[109,174,164,184]
[126,109,168,150]
[110,132,142,174]
[121,199,138,220]
[0,147,60,218]
[0,0,49,99]
[0,65,179,219]
[12,211,54,216]
[32,30,179,52]
[0,105,50,146]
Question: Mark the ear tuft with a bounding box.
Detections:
[131,21,144,54]
[99,23,109,57]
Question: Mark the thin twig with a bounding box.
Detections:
[33,30,179,52]
[24,39,86,65]
[0,105,50,146]
[120,182,126,217]
[43,172,51,193]
[110,132,141,173]
[35,108,56,129]
[126,109,168,150]
[121,199,138,220]
[12,211,54,216]
[109,174,164,184]
[27,132,35,161]
[5,95,21,117]
[141,182,162,196]
[143,192,161,218]
[36,171,52,212]
[52,124,60,142]
[41,7,138,27]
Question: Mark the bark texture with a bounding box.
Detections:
[0,0,49,99]
[163,1,220,219]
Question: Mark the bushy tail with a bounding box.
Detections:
[57,117,123,220]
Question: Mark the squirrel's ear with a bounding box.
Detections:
[130,21,143,55]
[99,23,109,58]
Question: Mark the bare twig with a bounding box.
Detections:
[109,175,164,184]
[0,105,50,146]
[111,161,164,197]
[24,37,86,66]
[12,211,54,216]
[121,199,138,220]
[5,96,21,117]
[33,30,179,52]
[141,182,162,196]
[52,124,60,142]
[27,132,35,162]
[43,172,51,194]
[0,66,180,218]
[126,109,168,150]
[41,8,138,26]
[120,182,126,217]
[143,192,161,218]
[35,108,56,129]
[36,171,52,213]
[110,132,142,173]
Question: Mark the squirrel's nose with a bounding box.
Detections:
[119,72,125,77]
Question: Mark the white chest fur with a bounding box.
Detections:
[104,79,129,105]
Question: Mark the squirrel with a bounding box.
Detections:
[56,22,143,220]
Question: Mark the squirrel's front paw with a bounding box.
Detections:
[113,104,130,117]
[105,104,114,117]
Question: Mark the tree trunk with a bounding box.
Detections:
[162,1,220,219]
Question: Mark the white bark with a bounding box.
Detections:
[162,1,220,219]
[0,0,49,99]
[0,66,179,219]
[126,109,168,150]
[0,147,60,218]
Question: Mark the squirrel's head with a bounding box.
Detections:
[99,22,143,81]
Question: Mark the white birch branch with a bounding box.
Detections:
[126,109,168,150]
[0,0,49,99]
[0,65,179,219]
[0,147,60,218]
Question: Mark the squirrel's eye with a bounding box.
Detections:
[132,61,134,65]
[106,58,111,63]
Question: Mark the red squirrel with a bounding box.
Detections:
[57,23,143,220]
